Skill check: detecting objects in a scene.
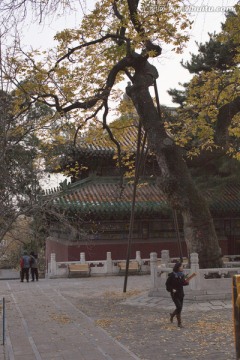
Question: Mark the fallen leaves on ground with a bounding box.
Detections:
[67,293,235,360]
[50,312,72,324]
[103,289,142,299]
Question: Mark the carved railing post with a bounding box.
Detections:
[106,252,112,274]
[136,251,141,265]
[190,252,200,290]
[161,250,170,266]
[50,253,56,276]
[150,252,158,290]
[80,252,86,264]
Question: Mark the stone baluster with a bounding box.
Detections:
[150,252,158,291]
[106,252,112,274]
[190,252,200,290]
[80,252,86,264]
[50,253,57,276]
[136,251,141,265]
[161,250,170,266]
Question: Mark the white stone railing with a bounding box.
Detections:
[47,250,151,278]
[149,251,240,296]
[47,249,240,291]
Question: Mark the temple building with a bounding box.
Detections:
[44,120,240,264]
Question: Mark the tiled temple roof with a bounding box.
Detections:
[204,184,240,215]
[67,121,145,160]
[52,177,169,219]
[50,177,240,219]
[73,143,115,158]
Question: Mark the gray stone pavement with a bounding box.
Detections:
[0,275,235,360]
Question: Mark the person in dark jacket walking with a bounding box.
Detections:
[30,252,39,282]
[20,251,31,282]
[166,262,189,328]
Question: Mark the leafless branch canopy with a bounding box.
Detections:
[0,0,83,32]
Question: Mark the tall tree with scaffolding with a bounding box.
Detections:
[1,1,239,268]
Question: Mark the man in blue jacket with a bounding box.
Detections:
[20,251,31,282]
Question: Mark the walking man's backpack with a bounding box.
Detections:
[165,273,173,292]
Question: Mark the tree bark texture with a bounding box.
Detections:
[126,61,223,268]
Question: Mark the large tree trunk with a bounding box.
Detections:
[126,61,223,268]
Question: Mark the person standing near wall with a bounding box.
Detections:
[20,251,31,282]
[165,262,189,328]
[30,251,39,282]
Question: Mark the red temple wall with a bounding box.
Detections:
[46,238,229,262]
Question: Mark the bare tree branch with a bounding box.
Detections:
[52,33,131,69]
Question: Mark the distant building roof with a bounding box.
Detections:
[204,184,240,215]
[50,177,169,219]
[47,176,240,219]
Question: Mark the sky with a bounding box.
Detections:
[21,0,238,107]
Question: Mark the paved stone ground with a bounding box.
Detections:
[62,276,235,360]
[0,275,236,360]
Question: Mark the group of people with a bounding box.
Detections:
[20,251,39,282]
[19,254,189,328]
